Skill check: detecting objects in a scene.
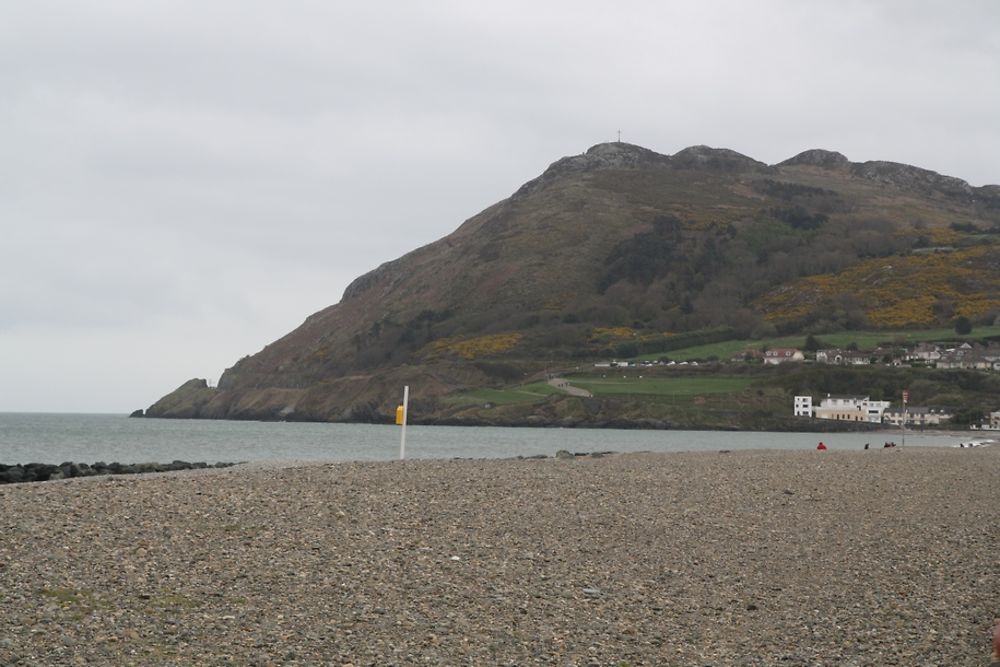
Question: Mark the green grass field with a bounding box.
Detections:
[443,325,1000,417]
[446,376,752,405]
[643,325,1000,362]
[567,374,754,398]
[445,374,756,407]
[443,381,561,406]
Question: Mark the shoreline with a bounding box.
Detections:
[1,411,985,470]
[2,439,988,485]
[2,447,998,665]
[13,408,996,438]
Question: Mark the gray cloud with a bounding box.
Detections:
[2,0,998,411]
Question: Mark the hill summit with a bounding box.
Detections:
[146,142,1000,422]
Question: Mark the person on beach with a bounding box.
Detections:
[816,442,827,450]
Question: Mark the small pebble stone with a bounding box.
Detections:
[0,449,996,665]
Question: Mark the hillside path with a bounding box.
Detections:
[547,377,593,398]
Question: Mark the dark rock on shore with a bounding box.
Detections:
[129,409,145,418]
[0,460,239,485]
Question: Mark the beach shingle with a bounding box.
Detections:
[0,448,997,666]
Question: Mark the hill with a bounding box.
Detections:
[145,142,1000,423]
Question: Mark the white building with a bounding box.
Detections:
[860,398,892,423]
[882,407,953,427]
[970,410,1000,431]
[908,343,942,363]
[815,349,871,365]
[795,394,890,423]
[764,348,805,365]
[793,395,813,417]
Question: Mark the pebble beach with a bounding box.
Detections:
[1,447,997,666]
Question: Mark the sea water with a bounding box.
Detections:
[0,413,968,465]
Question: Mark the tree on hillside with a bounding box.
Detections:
[951,407,984,426]
[680,294,694,315]
[804,334,823,352]
[954,316,973,335]
[932,297,956,319]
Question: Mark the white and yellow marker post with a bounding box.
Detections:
[396,385,409,459]
[900,388,908,447]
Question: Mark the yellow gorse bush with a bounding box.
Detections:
[758,246,1000,327]
[433,333,523,359]
[589,327,636,341]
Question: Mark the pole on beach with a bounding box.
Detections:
[399,385,409,460]
[901,388,908,447]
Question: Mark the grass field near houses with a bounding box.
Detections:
[566,374,753,398]
[646,325,1000,362]
[442,382,561,406]
[445,374,756,408]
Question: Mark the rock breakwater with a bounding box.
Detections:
[0,460,238,484]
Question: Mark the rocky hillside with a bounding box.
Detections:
[145,142,1000,422]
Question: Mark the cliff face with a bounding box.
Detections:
[146,142,1000,422]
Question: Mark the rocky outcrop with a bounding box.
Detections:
[850,160,974,198]
[341,257,405,301]
[514,142,769,199]
[670,144,765,171]
[777,148,997,199]
[514,142,673,197]
[778,150,997,203]
[779,149,850,170]
[145,378,219,418]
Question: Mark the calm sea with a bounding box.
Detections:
[0,413,972,465]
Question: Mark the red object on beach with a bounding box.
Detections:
[816,442,827,450]
[994,619,1000,657]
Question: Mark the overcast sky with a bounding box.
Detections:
[2,1,998,413]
